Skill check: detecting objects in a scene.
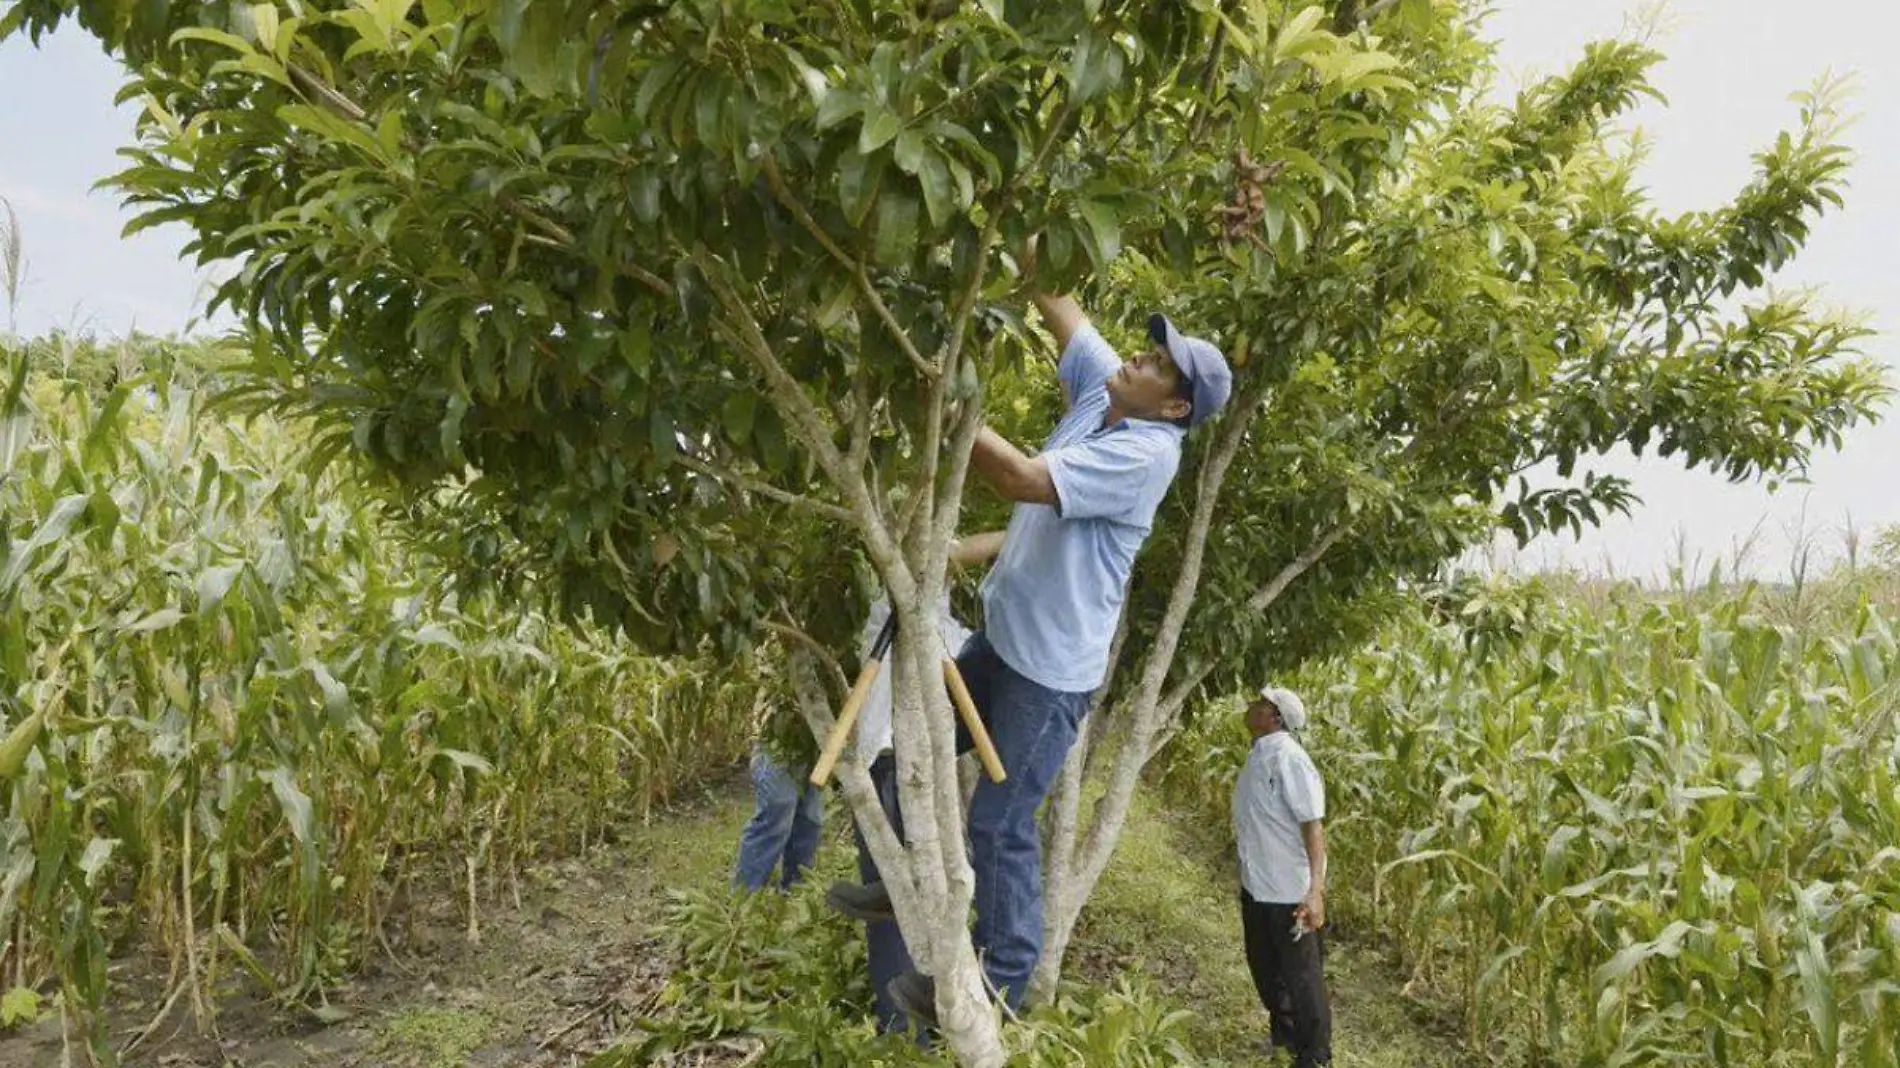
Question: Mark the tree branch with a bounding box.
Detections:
[907,372,947,567]
[929,379,988,576]
[764,619,850,702]
[1187,1,1237,143]
[1246,521,1351,613]
[508,200,674,298]
[690,245,914,599]
[678,452,853,524]
[1152,521,1352,723]
[786,650,916,909]
[617,258,675,299]
[917,62,1012,125]
[759,156,937,381]
[937,99,1076,376]
[1331,0,1400,34]
[847,365,875,474]
[289,64,367,122]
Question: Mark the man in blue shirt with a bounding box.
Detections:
[833,288,1231,1026]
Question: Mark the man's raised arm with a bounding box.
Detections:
[1032,292,1087,355]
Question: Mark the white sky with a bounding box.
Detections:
[1481,0,1900,578]
[1,1,1894,578]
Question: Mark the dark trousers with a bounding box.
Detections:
[1241,889,1333,1066]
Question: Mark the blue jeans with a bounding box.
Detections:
[956,631,1092,1008]
[733,750,826,891]
[859,632,1092,1012]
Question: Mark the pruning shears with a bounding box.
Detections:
[809,612,1006,788]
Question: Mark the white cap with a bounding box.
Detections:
[1259,686,1307,731]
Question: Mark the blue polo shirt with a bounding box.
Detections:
[979,324,1184,693]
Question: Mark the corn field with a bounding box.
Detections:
[0,336,760,1057]
[1165,576,1900,1068]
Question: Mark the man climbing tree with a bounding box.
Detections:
[831,277,1231,1024]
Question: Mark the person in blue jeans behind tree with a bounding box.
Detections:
[731,747,825,892]
[829,280,1232,1026]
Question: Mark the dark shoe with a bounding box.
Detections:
[825,879,894,922]
[888,970,938,1030]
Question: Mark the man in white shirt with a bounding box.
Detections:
[1232,685,1333,1067]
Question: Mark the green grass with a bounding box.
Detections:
[377,1007,498,1068]
[1076,790,1474,1067]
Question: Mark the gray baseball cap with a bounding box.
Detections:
[1148,313,1232,428]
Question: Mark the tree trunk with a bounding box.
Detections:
[789,627,1006,1067]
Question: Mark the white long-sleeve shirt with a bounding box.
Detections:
[1233,730,1326,904]
[855,597,973,770]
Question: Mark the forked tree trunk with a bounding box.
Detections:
[704,251,1008,1066]
[789,606,1007,1066]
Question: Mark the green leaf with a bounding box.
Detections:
[838,148,887,226]
[1077,200,1122,267]
[694,77,725,146]
[633,57,683,121]
[440,391,468,459]
[649,408,677,464]
[815,88,864,131]
[307,660,352,720]
[629,171,663,224]
[1795,907,1840,1065]
[1069,28,1124,101]
[263,767,315,845]
[872,193,919,267]
[197,563,246,616]
[431,748,494,774]
[78,838,121,889]
[125,608,186,633]
[86,488,121,552]
[722,393,757,444]
[1540,825,1581,884]
[893,129,926,175]
[278,103,386,161]
[495,0,564,97]
[170,26,257,55]
[1,494,88,591]
[918,151,955,229]
[859,107,903,154]
[0,987,42,1029]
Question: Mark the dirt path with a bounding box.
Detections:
[2,771,1468,1067]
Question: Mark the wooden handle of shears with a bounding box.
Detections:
[943,659,1006,783]
[809,659,884,787]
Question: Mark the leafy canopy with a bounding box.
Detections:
[4,0,1884,686]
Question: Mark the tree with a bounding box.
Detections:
[6,1,1883,1062]
[1026,28,1890,996]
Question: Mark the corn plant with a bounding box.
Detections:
[0,335,759,1063]
[1163,574,1900,1068]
